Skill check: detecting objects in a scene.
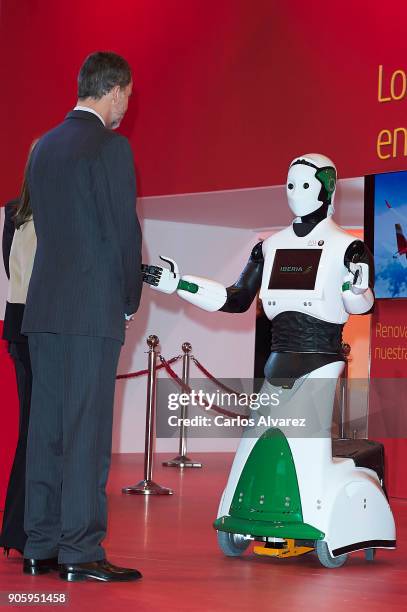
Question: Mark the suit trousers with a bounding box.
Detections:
[24,333,121,563]
[0,342,31,552]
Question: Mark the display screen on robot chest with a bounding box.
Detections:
[268,249,322,290]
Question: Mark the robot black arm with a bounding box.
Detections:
[220,242,264,313]
[343,240,374,314]
[344,240,374,287]
[142,242,264,313]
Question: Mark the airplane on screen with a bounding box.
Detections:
[384,201,407,259]
[393,223,407,259]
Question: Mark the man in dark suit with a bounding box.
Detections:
[21,52,143,582]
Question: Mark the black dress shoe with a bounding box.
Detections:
[59,559,142,582]
[23,557,59,575]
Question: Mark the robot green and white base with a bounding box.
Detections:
[142,153,396,568]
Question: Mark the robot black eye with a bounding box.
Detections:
[288,183,294,190]
[303,183,309,189]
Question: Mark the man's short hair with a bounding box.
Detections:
[78,51,132,100]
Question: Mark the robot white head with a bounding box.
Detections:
[287,153,337,219]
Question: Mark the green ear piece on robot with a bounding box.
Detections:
[315,167,337,200]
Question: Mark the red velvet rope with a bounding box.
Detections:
[191,356,247,398]
[116,355,182,380]
[159,355,248,419]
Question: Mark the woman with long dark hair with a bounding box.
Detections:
[1,142,37,555]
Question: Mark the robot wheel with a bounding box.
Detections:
[217,531,251,557]
[364,548,376,561]
[315,541,348,568]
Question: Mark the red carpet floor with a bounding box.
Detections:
[1,453,406,611]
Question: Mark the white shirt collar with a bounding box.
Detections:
[73,105,105,126]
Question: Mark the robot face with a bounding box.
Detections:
[286,163,323,217]
[286,153,337,218]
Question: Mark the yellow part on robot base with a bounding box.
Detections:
[253,539,314,558]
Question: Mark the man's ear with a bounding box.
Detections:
[110,85,121,103]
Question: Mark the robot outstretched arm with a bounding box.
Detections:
[142,255,227,311]
[142,242,264,313]
[341,240,374,314]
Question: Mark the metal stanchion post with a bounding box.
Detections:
[122,335,173,495]
[339,343,351,440]
[163,342,203,468]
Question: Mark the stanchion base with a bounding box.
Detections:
[162,455,203,468]
[122,479,174,495]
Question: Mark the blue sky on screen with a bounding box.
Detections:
[373,171,407,299]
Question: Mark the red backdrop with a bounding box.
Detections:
[2,0,407,202]
[0,323,19,508]
[369,300,407,498]
[1,0,407,505]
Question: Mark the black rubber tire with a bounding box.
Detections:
[315,540,348,568]
[217,531,251,557]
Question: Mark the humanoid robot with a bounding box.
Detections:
[143,154,396,568]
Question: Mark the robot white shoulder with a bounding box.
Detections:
[262,225,293,245]
[328,219,363,247]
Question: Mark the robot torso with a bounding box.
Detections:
[260,217,356,326]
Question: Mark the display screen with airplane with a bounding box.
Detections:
[365,170,407,299]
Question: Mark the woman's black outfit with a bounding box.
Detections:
[0,200,31,554]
